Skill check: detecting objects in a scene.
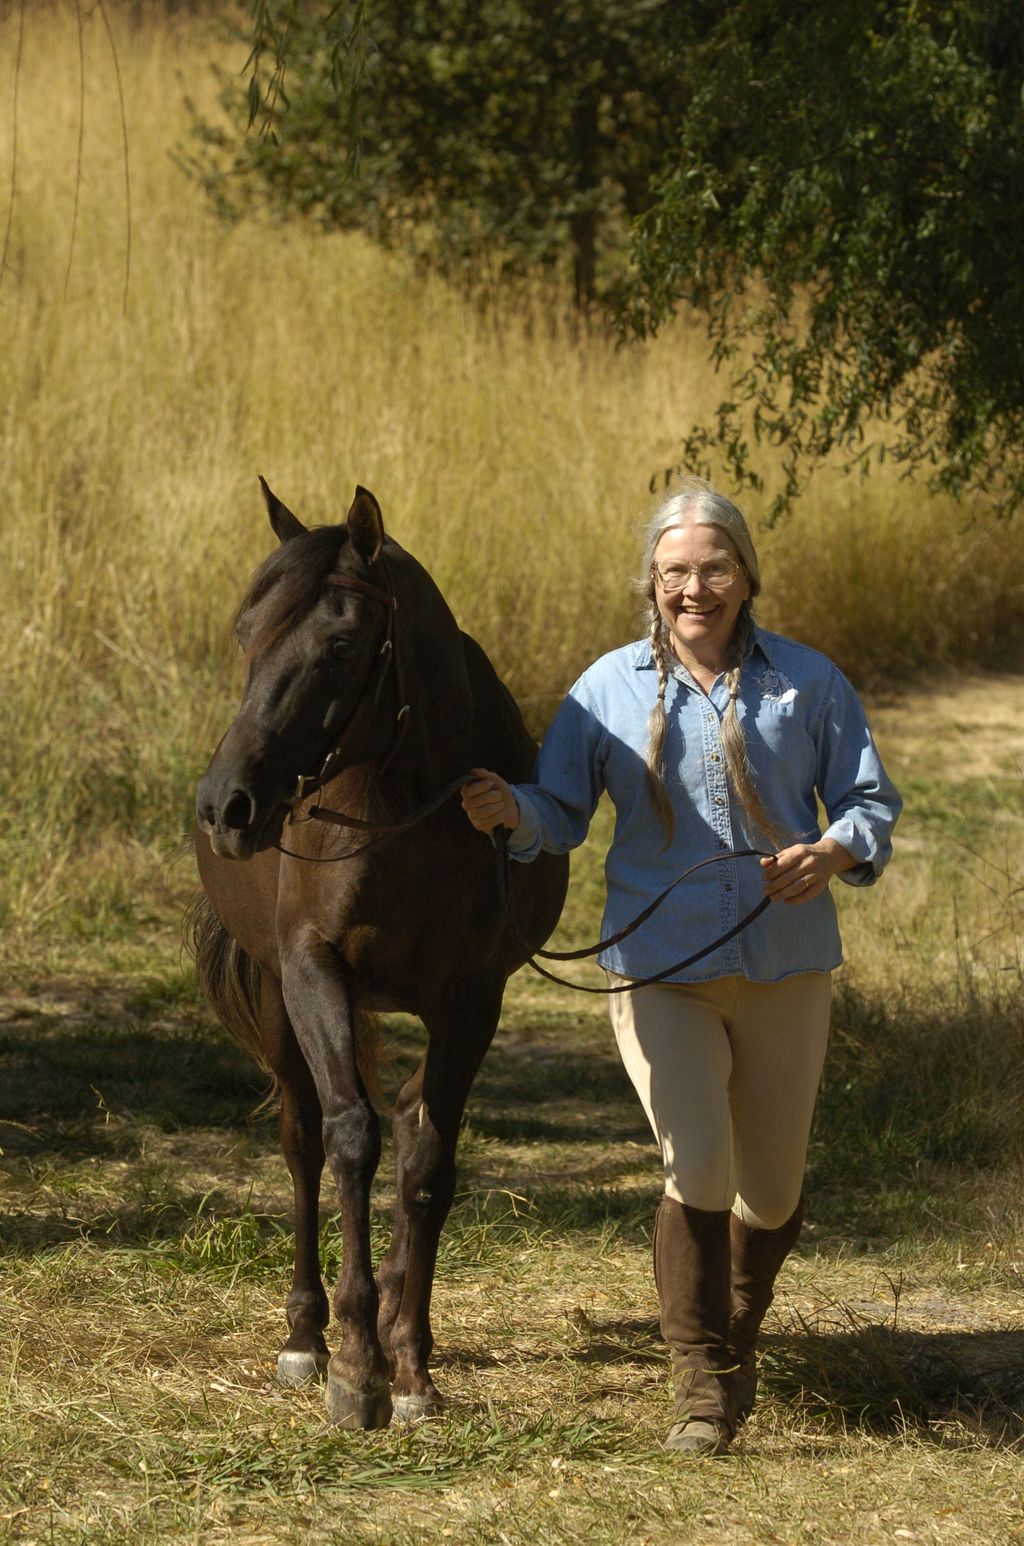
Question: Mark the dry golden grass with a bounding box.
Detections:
[2,3,1023,950]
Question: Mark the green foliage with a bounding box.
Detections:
[630,0,1024,518]
[226,0,1024,514]
[190,0,686,304]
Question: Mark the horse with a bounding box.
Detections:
[190,480,567,1429]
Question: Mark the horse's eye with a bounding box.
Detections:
[329,639,350,661]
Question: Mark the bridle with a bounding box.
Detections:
[274,562,416,859]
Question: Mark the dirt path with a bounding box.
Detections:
[868,674,1024,781]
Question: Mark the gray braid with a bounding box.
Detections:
[720,604,787,846]
[645,604,676,844]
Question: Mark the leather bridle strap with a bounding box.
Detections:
[281,565,407,823]
[325,574,396,611]
[325,568,410,770]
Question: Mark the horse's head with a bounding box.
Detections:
[196,481,396,859]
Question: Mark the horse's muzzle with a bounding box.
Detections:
[196,775,286,859]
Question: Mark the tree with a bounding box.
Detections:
[629,0,1024,518]
[230,0,1024,517]
[192,0,687,307]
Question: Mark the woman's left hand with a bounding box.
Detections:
[760,839,856,905]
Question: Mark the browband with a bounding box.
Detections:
[326,574,397,610]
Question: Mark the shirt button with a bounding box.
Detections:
[725,884,732,892]
[714,795,725,806]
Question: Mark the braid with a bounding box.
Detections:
[720,603,787,846]
[645,604,676,845]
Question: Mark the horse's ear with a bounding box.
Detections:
[259,475,306,543]
[346,485,385,565]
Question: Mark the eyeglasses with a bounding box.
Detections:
[652,558,741,593]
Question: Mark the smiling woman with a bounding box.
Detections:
[461,475,902,1457]
[641,501,769,846]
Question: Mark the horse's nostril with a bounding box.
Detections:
[223,789,256,831]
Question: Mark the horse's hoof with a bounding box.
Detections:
[325,1365,393,1429]
[391,1390,444,1424]
[276,1348,329,1387]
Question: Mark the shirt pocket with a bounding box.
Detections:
[748,697,816,775]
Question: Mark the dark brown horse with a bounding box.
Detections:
[191,481,567,1428]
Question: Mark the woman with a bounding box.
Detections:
[462,479,901,1456]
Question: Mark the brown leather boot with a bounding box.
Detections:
[728,1197,804,1425]
[653,1197,736,1456]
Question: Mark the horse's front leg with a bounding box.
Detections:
[280,938,391,1429]
[388,977,504,1422]
[376,1056,427,1362]
[258,972,330,1386]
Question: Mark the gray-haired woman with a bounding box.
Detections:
[462,479,901,1456]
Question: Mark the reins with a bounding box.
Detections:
[283,762,771,988]
[492,827,771,993]
[271,562,772,984]
[279,772,473,862]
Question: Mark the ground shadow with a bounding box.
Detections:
[443,1306,1024,1448]
[0,990,645,1160]
[0,1018,268,1161]
[761,1323,1024,1444]
[427,1314,1024,1449]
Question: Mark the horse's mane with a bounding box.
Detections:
[237,525,348,662]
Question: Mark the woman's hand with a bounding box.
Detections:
[461,767,521,834]
[760,838,856,905]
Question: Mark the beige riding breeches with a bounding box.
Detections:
[607,972,832,1229]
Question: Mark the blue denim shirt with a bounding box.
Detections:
[508,626,901,983]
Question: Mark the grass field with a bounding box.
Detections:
[2,7,1023,1543]
[2,675,1023,1545]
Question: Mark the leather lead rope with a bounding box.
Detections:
[278,773,474,862]
[494,827,772,995]
[282,765,771,978]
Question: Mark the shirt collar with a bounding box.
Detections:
[632,623,777,671]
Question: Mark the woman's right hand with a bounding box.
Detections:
[461,767,521,834]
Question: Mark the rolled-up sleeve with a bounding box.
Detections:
[506,676,608,862]
[816,666,902,886]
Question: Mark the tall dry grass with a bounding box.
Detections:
[1,3,1022,948]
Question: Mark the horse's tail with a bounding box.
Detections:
[184,892,267,1073]
[184,892,385,1109]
